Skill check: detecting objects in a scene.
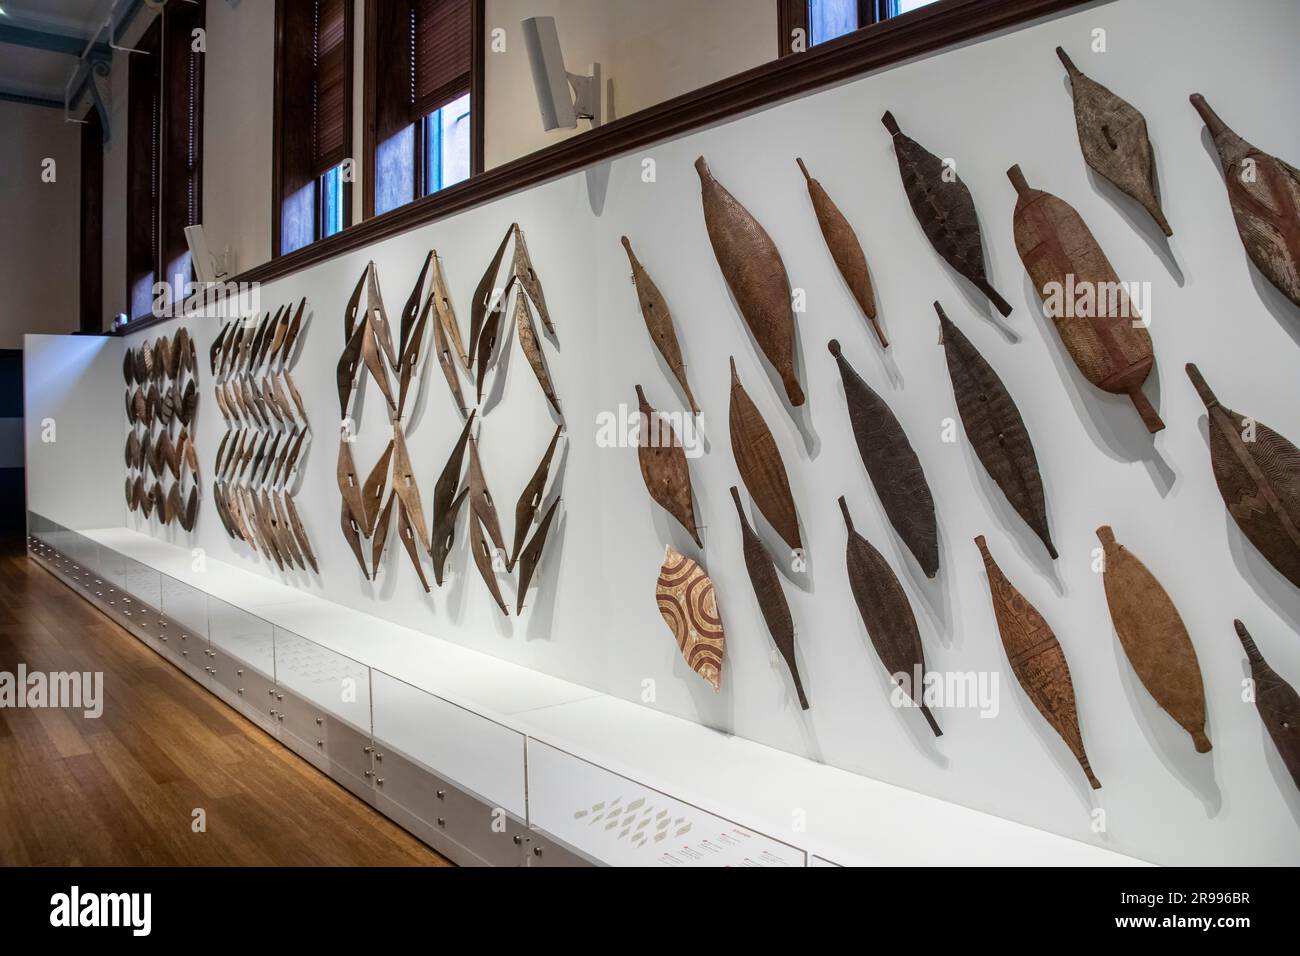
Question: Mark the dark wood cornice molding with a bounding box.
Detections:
[115,0,1090,335]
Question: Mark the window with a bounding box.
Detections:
[273,0,354,257]
[780,0,940,54]
[160,0,205,306]
[124,3,206,322]
[80,108,104,333]
[125,19,161,321]
[365,0,478,218]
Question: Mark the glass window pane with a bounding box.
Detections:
[893,0,939,14]
[810,0,858,45]
[322,164,344,238]
[130,272,156,321]
[375,123,415,216]
[281,181,315,255]
[422,92,471,197]
[164,253,192,298]
[439,92,471,190]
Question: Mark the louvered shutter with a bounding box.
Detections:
[314,0,348,174]
[412,0,471,117]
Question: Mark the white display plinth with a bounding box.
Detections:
[66,525,1144,867]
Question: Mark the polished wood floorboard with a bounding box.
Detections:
[0,540,451,866]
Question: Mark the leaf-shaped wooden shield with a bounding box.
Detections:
[516,497,559,615]
[937,302,1055,559]
[337,316,367,421]
[512,224,553,336]
[510,425,561,572]
[1186,363,1300,589]
[396,497,431,592]
[1007,164,1164,433]
[975,535,1099,788]
[731,487,807,710]
[635,385,701,547]
[797,157,886,347]
[1191,93,1300,310]
[882,110,1011,316]
[729,357,801,553]
[621,235,699,414]
[1234,621,1300,794]
[469,509,509,616]
[431,487,468,587]
[1057,47,1170,236]
[840,497,940,736]
[468,435,505,555]
[361,440,394,539]
[655,545,725,691]
[340,499,370,580]
[469,224,515,366]
[1097,526,1210,753]
[391,429,430,553]
[695,156,804,406]
[430,250,468,370]
[829,340,938,578]
[434,410,474,540]
[283,493,319,574]
[515,287,561,416]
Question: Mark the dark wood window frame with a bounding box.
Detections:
[780,0,923,56]
[362,0,485,220]
[159,0,206,292]
[80,108,105,334]
[115,0,1087,335]
[271,0,356,259]
[123,2,205,324]
[125,17,162,322]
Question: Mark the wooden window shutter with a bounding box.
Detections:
[373,0,415,144]
[314,0,348,174]
[125,18,162,317]
[413,0,471,117]
[160,0,205,284]
[278,1,316,196]
[79,109,104,333]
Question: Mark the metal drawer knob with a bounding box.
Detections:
[363,746,374,754]
[376,778,384,786]
[513,835,523,845]
[315,717,323,726]
[436,790,445,800]
[316,740,324,747]
[533,847,543,857]
[236,669,244,676]
[437,817,445,827]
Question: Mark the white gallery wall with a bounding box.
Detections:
[482,0,776,167]
[0,101,82,348]
[28,0,1295,864]
[92,0,775,322]
[24,334,123,529]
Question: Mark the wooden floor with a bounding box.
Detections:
[0,538,451,866]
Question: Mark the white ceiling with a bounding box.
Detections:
[0,0,113,102]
